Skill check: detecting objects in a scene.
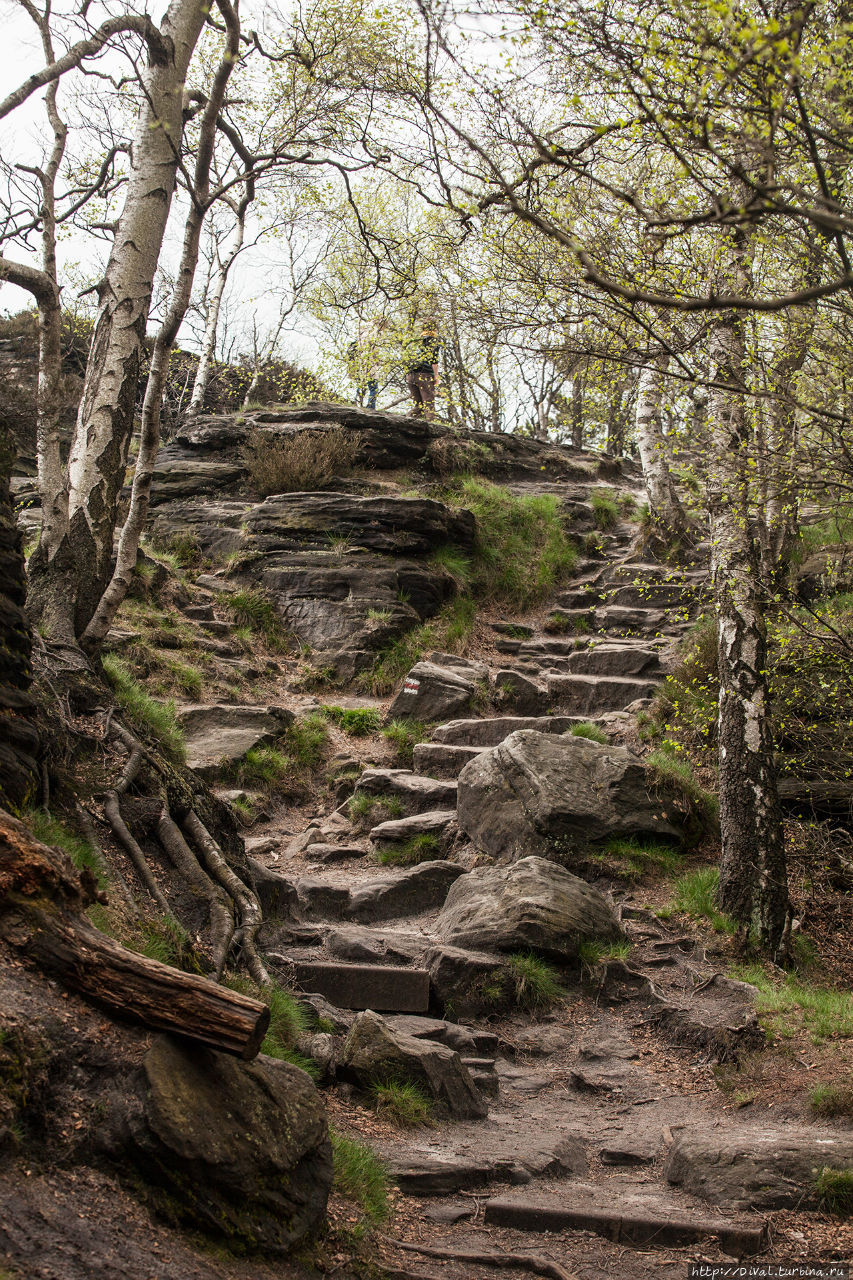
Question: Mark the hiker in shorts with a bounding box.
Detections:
[405,317,441,420]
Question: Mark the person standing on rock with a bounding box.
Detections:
[405,316,441,420]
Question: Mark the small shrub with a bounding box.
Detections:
[102,655,186,763]
[330,1130,390,1224]
[570,721,608,743]
[244,427,355,496]
[590,487,620,530]
[376,834,441,865]
[815,1167,853,1216]
[382,719,429,765]
[505,952,565,1010]
[810,1079,853,1118]
[371,1079,434,1127]
[322,705,381,737]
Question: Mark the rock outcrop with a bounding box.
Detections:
[341,1009,488,1119]
[457,730,685,861]
[116,1036,332,1252]
[434,856,623,959]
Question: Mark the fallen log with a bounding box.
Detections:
[0,808,269,1060]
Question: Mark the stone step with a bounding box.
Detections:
[387,1133,587,1195]
[517,642,663,677]
[384,1015,500,1058]
[295,860,464,922]
[430,715,579,748]
[369,808,457,848]
[605,583,697,610]
[411,743,486,778]
[352,768,457,814]
[324,923,426,966]
[544,672,662,712]
[293,961,430,1012]
[483,1191,766,1255]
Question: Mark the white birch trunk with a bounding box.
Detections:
[31,0,209,639]
[187,202,247,416]
[635,359,686,535]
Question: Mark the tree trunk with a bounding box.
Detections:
[635,359,687,535]
[0,808,269,1058]
[0,453,40,810]
[28,0,209,641]
[187,196,249,417]
[707,262,788,954]
[570,370,584,449]
[82,1,241,650]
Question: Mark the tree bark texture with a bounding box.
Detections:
[0,808,270,1058]
[707,272,788,953]
[187,196,249,415]
[635,359,686,535]
[0,458,40,810]
[29,0,209,641]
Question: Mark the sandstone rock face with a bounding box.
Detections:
[243,492,475,555]
[341,1009,488,1119]
[435,856,623,959]
[387,658,487,723]
[457,730,684,861]
[175,703,294,776]
[125,1036,332,1253]
[665,1125,853,1210]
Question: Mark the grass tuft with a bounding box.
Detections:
[330,1130,390,1224]
[729,963,853,1043]
[349,791,404,830]
[101,654,186,763]
[370,1079,434,1127]
[570,721,608,743]
[661,866,736,934]
[593,836,683,882]
[226,589,288,649]
[375,834,441,865]
[590,487,620,530]
[25,809,108,889]
[577,939,632,968]
[439,477,577,607]
[505,952,566,1011]
[381,719,429,765]
[322,705,381,737]
[810,1079,853,1118]
[815,1167,853,1216]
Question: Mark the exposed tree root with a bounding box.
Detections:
[156,810,235,980]
[181,810,269,985]
[382,1239,578,1280]
[103,790,173,916]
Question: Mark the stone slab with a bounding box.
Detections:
[293,961,430,1012]
[483,1196,766,1255]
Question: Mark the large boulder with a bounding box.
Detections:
[434,856,623,959]
[175,703,294,776]
[665,1125,853,1210]
[457,730,684,861]
[243,492,475,556]
[119,1036,332,1253]
[341,1009,487,1119]
[422,943,518,1018]
[387,657,488,723]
